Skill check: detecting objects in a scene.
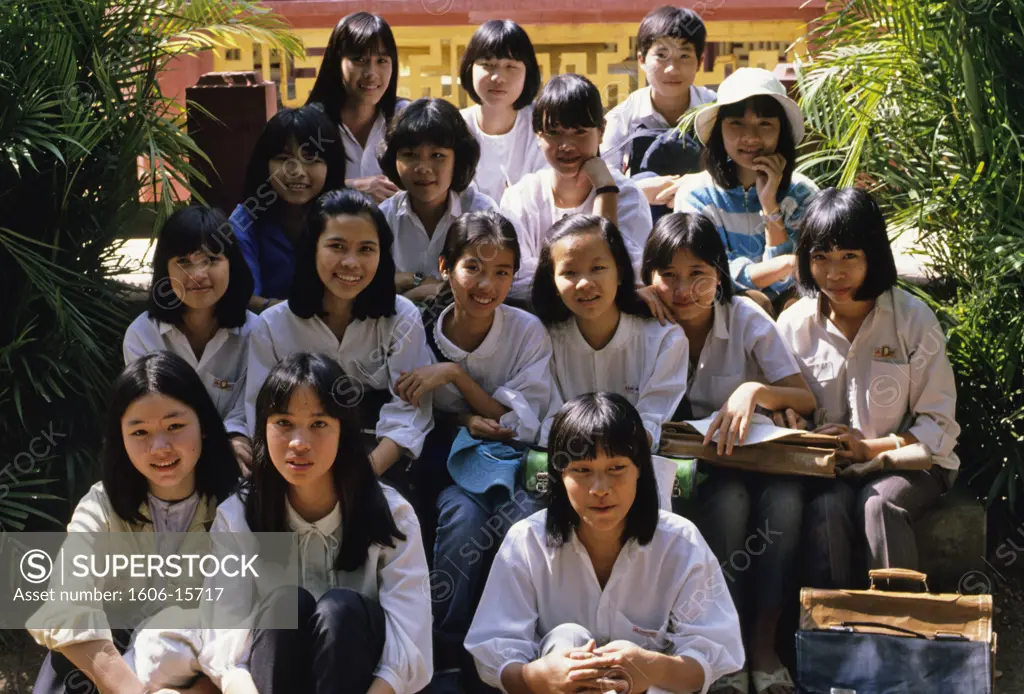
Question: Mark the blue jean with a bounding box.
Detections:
[431,484,544,685]
[692,469,804,616]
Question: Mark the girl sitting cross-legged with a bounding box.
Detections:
[465,392,745,694]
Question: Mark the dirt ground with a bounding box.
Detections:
[3,573,1021,692]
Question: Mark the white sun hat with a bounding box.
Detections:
[694,67,805,146]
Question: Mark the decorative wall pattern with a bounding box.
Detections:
[211,20,807,110]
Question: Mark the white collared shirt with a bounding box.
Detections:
[245,298,435,457]
[380,187,499,277]
[124,312,260,436]
[465,510,744,694]
[430,303,553,443]
[158,484,433,694]
[541,314,688,449]
[461,104,547,204]
[500,168,653,299]
[600,85,718,173]
[339,112,387,179]
[777,288,960,469]
[686,296,801,419]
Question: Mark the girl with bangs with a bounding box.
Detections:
[125,206,258,472]
[641,212,815,694]
[230,105,347,310]
[532,215,688,452]
[307,11,403,203]
[500,74,653,301]
[459,19,547,204]
[671,68,819,317]
[777,188,960,593]
[378,98,499,303]
[465,393,744,694]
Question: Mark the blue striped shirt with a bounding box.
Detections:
[673,170,819,297]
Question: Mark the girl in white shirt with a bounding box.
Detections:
[378,98,499,303]
[533,214,688,450]
[245,188,434,487]
[500,74,654,301]
[306,12,402,203]
[392,210,552,694]
[125,206,258,473]
[196,353,432,694]
[777,188,961,590]
[641,212,815,694]
[459,20,547,204]
[30,351,237,694]
[465,392,744,694]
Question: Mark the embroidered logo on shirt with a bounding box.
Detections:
[872,345,898,360]
[212,378,234,391]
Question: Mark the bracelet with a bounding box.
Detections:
[889,433,903,449]
[595,185,620,196]
[761,207,783,224]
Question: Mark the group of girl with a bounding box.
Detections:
[27,8,961,694]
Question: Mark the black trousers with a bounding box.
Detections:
[249,586,387,694]
[33,629,136,694]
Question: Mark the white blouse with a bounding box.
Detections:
[124,312,260,437]
[500,168,653,299]
[430,303,553,443]
[777,288,960,469]
[245,298,434,457]
[541,314,688,450]
[465,509,745,694]
[135,485,432,694]
[380,187,499,278]
[461,104,547,204]
[340,112,387,179]
[685,296,801,419]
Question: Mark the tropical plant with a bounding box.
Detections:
[0,0,302,528]
[794,0,1024,515]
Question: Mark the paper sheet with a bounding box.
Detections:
[685,412,807,445]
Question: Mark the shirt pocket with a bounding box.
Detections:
[612,610,672,652]
[865,360,911,433]
[206,374,237,414]
[710,374,746,408]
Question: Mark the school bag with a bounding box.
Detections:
[795,568,996,694]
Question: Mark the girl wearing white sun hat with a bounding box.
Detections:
[668,67,819,318]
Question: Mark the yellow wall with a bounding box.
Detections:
[214,20,808,110]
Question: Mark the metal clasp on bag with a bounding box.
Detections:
[672,480,682,498]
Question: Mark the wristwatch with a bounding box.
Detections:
[410,272,425,289]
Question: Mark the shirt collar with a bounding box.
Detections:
[815,289,894,323]
[396,190,462,225]
[432,302,505,360]
[158,319,241,337]
[634,85,715,124]
[711,300,731,340]
[285,496,343,537]
[569,312,633,352]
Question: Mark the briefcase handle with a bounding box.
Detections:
[868,568,929,592]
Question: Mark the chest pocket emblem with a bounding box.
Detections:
[873,345,898,360]
[212,378,234,391]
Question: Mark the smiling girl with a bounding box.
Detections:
[392,210,553,694]
[29,352,238,694]
[307,11,403,203]
[125,206,258,472]
[533,214,688,450]
[642,212,815,694]
[672,68,819,315]
[378,98,500,303]
[465,393,744,694]
[500,74,653,301]
[459,20,547,204]
[246,188,434,488]
[230,106,347,311]
[777,188,960,591]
